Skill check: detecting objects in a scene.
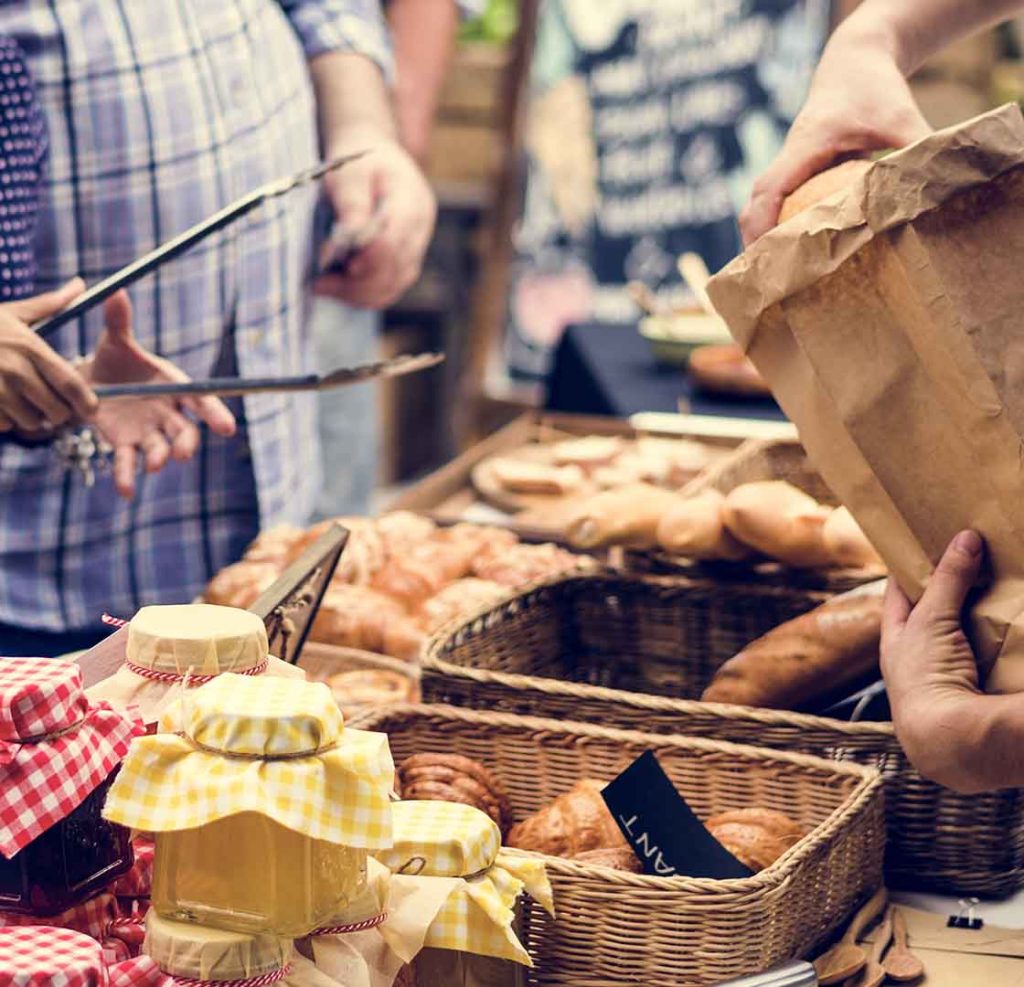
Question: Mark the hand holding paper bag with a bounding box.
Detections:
[707,104,1024,696]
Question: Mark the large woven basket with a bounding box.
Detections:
[625,437,883,592]
[422,572,1024,896]
[353,704,884,987]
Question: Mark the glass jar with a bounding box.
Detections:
[0,656,138,916]
[152,812,368,937]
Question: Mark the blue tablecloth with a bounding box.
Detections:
[544,322,787,421]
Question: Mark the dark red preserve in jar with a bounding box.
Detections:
[0,656,142,915]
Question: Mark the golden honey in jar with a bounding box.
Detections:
[103,668,395,938]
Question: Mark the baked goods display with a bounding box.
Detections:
[202,511,585,661]
[701,594,883,710]
[472,431,726,515]
[563,477,885,572]
[396,753,513,836]
[326,668,419,716]
[506,779,626,857]
[705,808,806,872]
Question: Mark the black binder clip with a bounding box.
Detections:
[948,897,983,930]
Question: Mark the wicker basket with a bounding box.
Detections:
[298,643,421,713]
[352,704,884,987]
[422,572,1024,897]
[625,437,883,593]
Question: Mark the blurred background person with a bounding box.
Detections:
[0,2,434,656]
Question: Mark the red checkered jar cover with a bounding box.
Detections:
[0,657,143,915]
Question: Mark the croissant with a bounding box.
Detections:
[506,779,625,857]
[705,808,805,872]
[309,585,409,654]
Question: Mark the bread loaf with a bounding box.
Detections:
[506,779,625,857]
[778,159,873,222]
[565,483,685,549]
[705,808,805,872]
[722,481,834,567]
[823,506,884,569]
[700,594,882,710]
[656,488,753,560]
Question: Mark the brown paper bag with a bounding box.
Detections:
[707,104,1024,692]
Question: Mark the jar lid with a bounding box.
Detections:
[0,926,105,987]
[104,676,394,849]
[127,605,268,676]
[144,912,291,981]
[0,659,142,859]
[179,674,342,758]
[375,801,500,878]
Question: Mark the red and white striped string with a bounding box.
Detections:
[311,912,387,936]
[172,964,290,987]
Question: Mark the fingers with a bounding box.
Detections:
[28,343,98,419]
[881,578,912,648]
[325,161,376,237]
[101,290,135,346]
[8,277,86,323]
[113,445,137,500]
[140,430,171,474]
[181,394,235,438]
[161,409,200,460]
[916,530,984,623]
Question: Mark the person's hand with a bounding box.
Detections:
[881,530,990,792]
[0,279,98,433]
[740,37,931,245]
[317,137,437,309]
[78,290,236,499]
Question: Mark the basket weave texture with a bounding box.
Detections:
[352,704,884,987]
[422,572,1024,896]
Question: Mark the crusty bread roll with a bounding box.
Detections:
[778,159,873,222]
[722,481,834,567]
[656,488,753,561]
[573,847,643,872]
[688,344,771,398]
[506,779,625,857]
[823,506,884,569]
[565,483,686,549]
[701,594,883,710]
[705,808,805,872]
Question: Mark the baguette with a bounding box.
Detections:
[722,481,834,567]
[655,488,752,561]
[823,506,884,569]
[564,483,684,549]
[700,594,882,710]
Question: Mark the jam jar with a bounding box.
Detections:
[0,657,139,915]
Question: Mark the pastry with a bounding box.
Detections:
[565,483,686,549]
[633,437,712,487]
[418,579,507,633]
[823,506,884,569]
[202,560,280,610]
[705,808,805,872]
[309,585,410,654]
[397,753,513,834]
[572,847,643,873]
[506,779,625,857]
[701,594,883,710]
[722,481,835,567]
[656,488,753,561]
[375,511,437,554]
[327,669,417,713]
[292,517,387,585]
[243,525,304,565]
[688,344,771,398]
[549,436,624,470]
[370,556,447,608]
[490,458,586,496]
[471,542,581,587]
[778,159,872,222]
[380,618,427,662]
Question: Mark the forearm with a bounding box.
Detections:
[308,49,399,154]
[829,0,1024,76]
[389,0,458,162]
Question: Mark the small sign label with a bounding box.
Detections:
[601,750,753,879]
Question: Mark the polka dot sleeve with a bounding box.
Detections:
[0,37,46,302]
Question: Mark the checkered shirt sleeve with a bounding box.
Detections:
[277,0,394,77]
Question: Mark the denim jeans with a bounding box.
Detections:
[311,295,381,520]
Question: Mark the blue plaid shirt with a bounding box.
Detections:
[0,0,391,633]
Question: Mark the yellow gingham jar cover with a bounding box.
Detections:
[103,675,394,849]
[374,801,500,878]
[375,803,554,966]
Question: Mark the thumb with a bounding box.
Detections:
[8,277,86,323]
[918,530,984,622]
[101,290,134,345]
[326,161,376,233]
